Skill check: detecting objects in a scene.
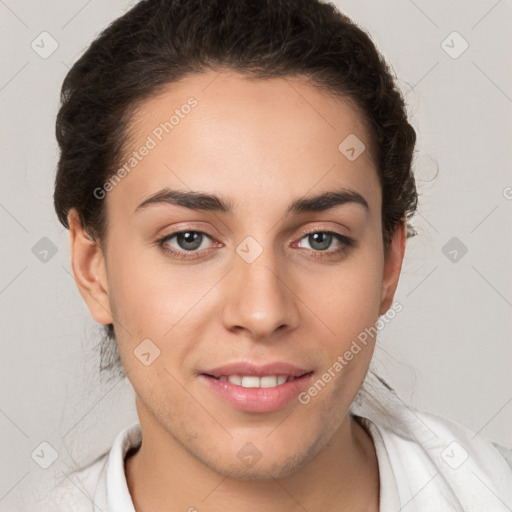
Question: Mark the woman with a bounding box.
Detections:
[37,0,512,510]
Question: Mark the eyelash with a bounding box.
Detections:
[156,228,356,261]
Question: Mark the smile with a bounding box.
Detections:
[206,374,300,388]
[199,362,314,413]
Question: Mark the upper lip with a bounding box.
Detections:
[201,362,312,378]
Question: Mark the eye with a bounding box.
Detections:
[295,230,355,255]
[156,228,355,261]
[157,230,217,259]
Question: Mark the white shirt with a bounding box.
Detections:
[22,378,512,511]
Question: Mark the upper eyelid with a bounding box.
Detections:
[159,229,216,243]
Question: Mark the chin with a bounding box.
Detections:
[208,459,304,481]
[201,441,316,481]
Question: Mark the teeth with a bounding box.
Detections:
[241,376,260,388]
[228,375,242,386]
[223,375,290,388]
[260,376,277,388]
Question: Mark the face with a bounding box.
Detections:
[71,70,405,479]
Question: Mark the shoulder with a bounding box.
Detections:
[19,422,141,512]
[14,452,109,512]
[410,406,512,476]
[355,378,512,510]
[56,453,109,508]
[403,407,512,509]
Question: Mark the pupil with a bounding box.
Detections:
[310,232,331,251]
[178,231,202,251]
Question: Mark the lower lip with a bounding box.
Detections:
[199,374,313,413]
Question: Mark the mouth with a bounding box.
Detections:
[198,362,314,413]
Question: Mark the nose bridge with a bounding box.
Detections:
[221,238,298,338]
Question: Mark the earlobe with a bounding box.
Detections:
[379,222,406,316]
[67,209,113,325]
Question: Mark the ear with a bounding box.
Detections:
[379,221,406,316]
[67,209,113,325]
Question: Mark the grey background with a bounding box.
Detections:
[1,0,511,508]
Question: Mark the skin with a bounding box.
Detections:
[68,69,406,511]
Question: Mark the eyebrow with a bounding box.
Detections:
[135,187,370,215]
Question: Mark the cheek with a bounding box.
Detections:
[106,239,196,326]
[298,248,383,345]
[293,244,383,407]
[105,240,221,372]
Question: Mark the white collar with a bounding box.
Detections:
[93,421,141,512]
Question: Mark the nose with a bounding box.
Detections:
[221,249,300,340]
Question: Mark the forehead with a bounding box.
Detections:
[108,70,380,217]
